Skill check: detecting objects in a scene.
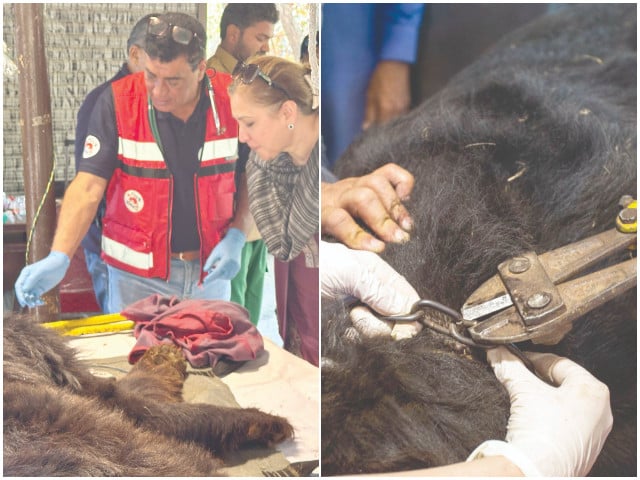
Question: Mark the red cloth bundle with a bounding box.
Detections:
[123,294,264,368]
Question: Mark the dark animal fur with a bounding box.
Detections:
[3,314,294,476]
[322,4,636,476]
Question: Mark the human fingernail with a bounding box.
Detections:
[365,237,385,252]
[400,216,414,232]
[394,229,410,243]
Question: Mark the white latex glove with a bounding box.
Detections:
[468,346,613,476]
[320,241,422,340]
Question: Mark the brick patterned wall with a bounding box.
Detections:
[3,3,200,194]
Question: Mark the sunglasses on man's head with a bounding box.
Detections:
[232,62,290,98]
[147,16,199,46]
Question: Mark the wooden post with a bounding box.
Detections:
[14,3,59,320]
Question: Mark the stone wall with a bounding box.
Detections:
[3,3,200,194]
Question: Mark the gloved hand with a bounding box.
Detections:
[14,251,71,308]
[203,228,246,283]
[467,346,613,476]
[320,241,422,340]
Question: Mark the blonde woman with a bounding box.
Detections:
[228,56,319,365]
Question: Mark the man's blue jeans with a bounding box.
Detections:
[106,257,231,313]
[84,249,109,312]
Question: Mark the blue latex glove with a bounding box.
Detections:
[15,251,71,308]
[203,228,246,283]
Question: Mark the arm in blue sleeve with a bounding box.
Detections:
[320,137,337,182]
[379,4,426,64]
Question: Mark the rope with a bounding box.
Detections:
[24,156,56,266]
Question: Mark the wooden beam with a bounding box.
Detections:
[14,3,59,320]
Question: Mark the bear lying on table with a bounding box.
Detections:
[3,313,294,476]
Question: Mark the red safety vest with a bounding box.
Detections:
[101,69,238,280]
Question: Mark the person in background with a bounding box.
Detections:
[16,12,251,313]
[206,3,278,72]
[322,4,425,168]
[228,55,319,366]
[73,13,158,312]
[300,34,310,64]
[299,31,318,65]
[206,3,279,326]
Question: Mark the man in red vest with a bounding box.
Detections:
[16,12,252,313]
[74,13,158,313]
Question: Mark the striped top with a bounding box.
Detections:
[246,142,319,267]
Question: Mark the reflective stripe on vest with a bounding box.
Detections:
[118,137,238,163]
[118,138,164,162]
[200,137,238,161]
[102,235,154,270]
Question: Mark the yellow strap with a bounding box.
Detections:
[42,313,131,335]
[61,320,135,336]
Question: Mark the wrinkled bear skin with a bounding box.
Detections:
[322,4,636,476]
[3,314,294,476]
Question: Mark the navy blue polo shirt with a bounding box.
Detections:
[78,77,233,253]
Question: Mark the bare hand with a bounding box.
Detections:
[363,61,411,130]
[321,163,414,252]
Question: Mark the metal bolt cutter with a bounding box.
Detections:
[380,198,636,353]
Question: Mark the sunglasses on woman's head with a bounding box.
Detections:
[232,62,290,99]
[147,16,199,46]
